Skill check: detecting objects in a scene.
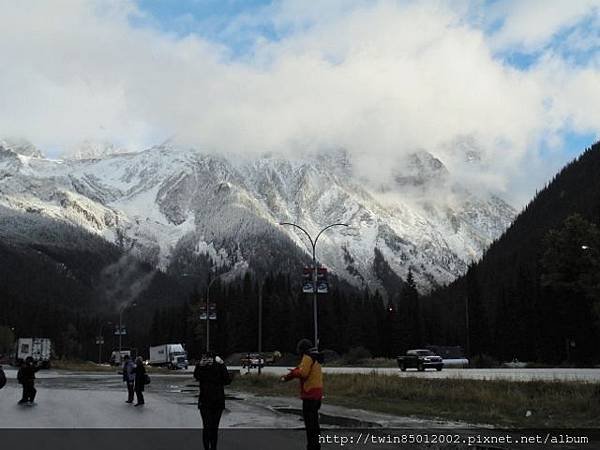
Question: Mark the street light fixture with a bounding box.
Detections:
[279,221,349,349]
[204,275,224,353]
[182,271,226,353]
[118,302,137,363]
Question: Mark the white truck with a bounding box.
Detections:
[16,338,52,368]
[110,349,132,366]
[149,344,188,369]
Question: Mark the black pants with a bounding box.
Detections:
[200,406,223,450]
[126,381,135,402]
[21,382,37,402]
[135,387,144,405]
[302,399,321,450]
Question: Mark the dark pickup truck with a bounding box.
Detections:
[397,349,444,372]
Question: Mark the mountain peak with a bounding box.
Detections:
[0,138,44,158]
[392,150,449,188]
[62,140,130,160]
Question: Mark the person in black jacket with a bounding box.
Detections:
[132,356,146,406]
[194,353,231,450]
[17,357,39,404]
[122,355,135,403]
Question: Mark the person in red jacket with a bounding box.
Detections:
[281,339,324,450]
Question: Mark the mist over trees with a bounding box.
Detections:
[0,209,422,361]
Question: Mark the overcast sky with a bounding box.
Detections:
[1,0,599,207]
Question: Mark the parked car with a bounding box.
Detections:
[397,349,444,372]
[425,345,469,368]
[241,353,265,369]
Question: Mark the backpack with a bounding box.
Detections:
[0,366,6,389]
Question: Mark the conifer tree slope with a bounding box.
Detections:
[424,141,600,364]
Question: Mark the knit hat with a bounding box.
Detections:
[296,339,313,355]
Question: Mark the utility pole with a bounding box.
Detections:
[258,281,263,375]
[465,296,470,357]
[96,321,111,364]
[279,222,349,349]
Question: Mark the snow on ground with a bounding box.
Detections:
[5,366,600,385]
[226,366,600,382]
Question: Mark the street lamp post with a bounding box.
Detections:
[182,272,225,354]
[118,302,136,363]
[279,222,349,349]
[205,273,229,353]
[257,279,265,375]
[97,321,112,364]
[465,296,470,357]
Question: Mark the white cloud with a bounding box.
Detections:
[487,0,600,52]
[0,0,599,207]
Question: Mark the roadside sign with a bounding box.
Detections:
[317,268,328,293]
[302,267,328,293]
[95,336,105,345]
[200,303,217,320]
[114,326,127,336]
[302,268,313,293]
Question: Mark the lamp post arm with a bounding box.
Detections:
[204,271,227,353]
[207,276,219,294]
[314,223,349,248]
[279,222,315,250]
[206,271,227,300]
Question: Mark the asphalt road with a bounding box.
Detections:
[0,371,311,449]
[0,369,464,449]
[2,368,598,449]
[0,369,462,427]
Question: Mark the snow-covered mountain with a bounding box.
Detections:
[0,142,515,292]
[61,140,130,160]
[0,138,44,158]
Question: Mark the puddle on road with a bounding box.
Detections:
[273,406,382,428]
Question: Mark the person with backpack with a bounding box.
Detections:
[194,353,231,450]
[122,355,135,403]
[17,356,39,405]
[132,356,147,406]
[280,339,324,450]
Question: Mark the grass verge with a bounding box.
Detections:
[232,372,600,428]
